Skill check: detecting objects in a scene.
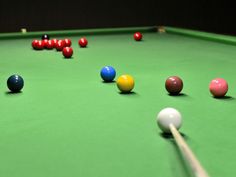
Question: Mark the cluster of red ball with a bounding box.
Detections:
[31,37,88,58]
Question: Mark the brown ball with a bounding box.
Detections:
[165,76,183,95]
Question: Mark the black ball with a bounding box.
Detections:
[7,74,24,93]
[42,34,50,40]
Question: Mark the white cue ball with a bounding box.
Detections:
[157,107,182,133]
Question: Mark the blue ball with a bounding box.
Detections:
[7,74,24,92]
[100,66,116,82]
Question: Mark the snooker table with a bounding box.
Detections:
[1,26,236,177]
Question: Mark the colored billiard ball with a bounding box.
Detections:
[7,74,24,93]
[64,38,72,47]
[32,39,39,49]
[209,78,228,98]
[55,40,66,51]
[100,66,116,82]
[62,47,73,58]
[78,37,88,47]
[134,32,142,41]
[42,39,48,48]
[51,39,58,48]
[157,107,182,133]
[36,40,44,50]
[116,74,135,93]
[42,34,50,40]
[45,40,54,49]
[165,76,183,95]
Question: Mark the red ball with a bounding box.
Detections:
[32,39,39,49]
[42,39,48,48]
[45,40,54,49]
[55,40,65,51]
[165,76,183,95]
[51,39,58,48]
[78,37,88,47]
[64,38,72,47]
[36,40,44,50]
[209,78,228,98]
[134,32,142,41]
[62,47,73,58]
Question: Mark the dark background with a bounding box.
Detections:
[0,0,236,35]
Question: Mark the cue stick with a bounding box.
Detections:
[169,124,210,177]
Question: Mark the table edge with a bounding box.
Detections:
[161,26,236,46]
[0,26,157,40]
[1,26,236,47]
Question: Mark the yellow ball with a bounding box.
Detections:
[116,74,135,93]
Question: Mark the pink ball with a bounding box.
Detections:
[209,78,228,97]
